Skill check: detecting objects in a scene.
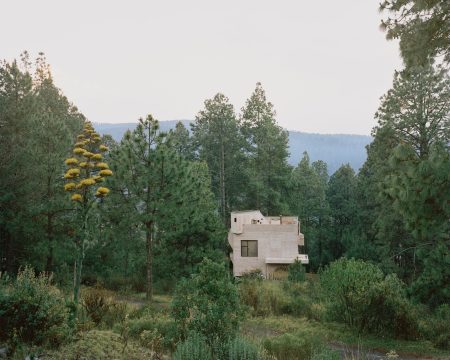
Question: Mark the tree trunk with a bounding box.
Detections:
[220,139,226,225]
[146,221,153,301]
[73,239,84,303]
[45,213,54,272]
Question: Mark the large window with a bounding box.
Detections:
[241,240,258,257]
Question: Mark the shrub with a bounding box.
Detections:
[0,267,71,348]
[320,259,419,338]
[171,259,242,348]
[45,330,152,359]
[419,304,450,349]
[227,337,261,360]
[82,286,129,327]
[288,260,306,283]
[124,314,178,351]
[173,333,212,360]
[263,333,321,360]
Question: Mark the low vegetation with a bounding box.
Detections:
[1,259,449,359]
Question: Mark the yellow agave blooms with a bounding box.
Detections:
[71,193,82,202]
[96,162,109,170]
[95,187,110,197]
[79,178,96,187]
[77,134,85,141]
[83,151,94,158]
[74,142,85,148]
[99,169,113,177]
[64,168,80,179]
[73,147,85,155]
[65,158,78,166]
[79,162,88,168]
[99,145,109,152]
[92,153,102,161]
[64,183,76,191]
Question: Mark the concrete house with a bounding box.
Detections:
[228,210,309,278]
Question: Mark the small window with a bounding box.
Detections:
[241,240,258,257]
[234,218,237,223]
[251,219,257,224]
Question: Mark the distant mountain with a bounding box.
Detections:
[94,121,372,174]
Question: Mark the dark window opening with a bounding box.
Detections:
[234,218,237,223]
[241,240,258,257]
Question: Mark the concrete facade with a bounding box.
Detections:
[228,210,309,277]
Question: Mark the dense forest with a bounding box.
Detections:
[95,121,372,175]
[1,1,449,359]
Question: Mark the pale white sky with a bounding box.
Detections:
[1,1,402,134]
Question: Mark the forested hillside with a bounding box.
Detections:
[95,121,372,174]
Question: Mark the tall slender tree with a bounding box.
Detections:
[241,82,291,215]
[192,93,245,225]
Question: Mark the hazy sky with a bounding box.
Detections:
[2,1,403,134]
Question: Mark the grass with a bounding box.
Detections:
[242,315,450,359]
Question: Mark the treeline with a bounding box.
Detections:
[1,51,449,308]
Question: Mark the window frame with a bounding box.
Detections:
[241,240,258,257]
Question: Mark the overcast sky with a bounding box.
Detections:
[1,1,403,134]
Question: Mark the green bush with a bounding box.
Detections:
[173,333,212,360]
[45,330,152,359]
[419,304,450,349]
[0,267,71,348]
[263,333,321,360]
[125,314,178,351]
[227,337,261,360]
[320,258,418,339]
[288,260,306,283]
[171,259,242,347]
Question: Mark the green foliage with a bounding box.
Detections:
[288,260,306,283]
[240,82,291,215]
[45,330,152,359]
[171,259,242,348]
[192,92,247,223]
[380,0,450,66]
[288,152,330,270]
[419,304,450,350]
[320,258,418,338]
[226,337,261,360]
[173,333,213,360]
[0,267,71,348]
[263,332,321,360]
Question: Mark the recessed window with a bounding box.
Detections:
[234,218,237,223]
[241,240,258,257]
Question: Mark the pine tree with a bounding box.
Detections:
[288,152,330,269]
[240,82,291,215]
[192,93,246,225]
[380,0,450,66]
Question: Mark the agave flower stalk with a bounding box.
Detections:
[63,120,112,303]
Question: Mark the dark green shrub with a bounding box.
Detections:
[288,260,306,283]
[173,333,212,360]
[0,267,71,348]
[171,259,242,348]
[320,258,418,339]
[263,333,321,360]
